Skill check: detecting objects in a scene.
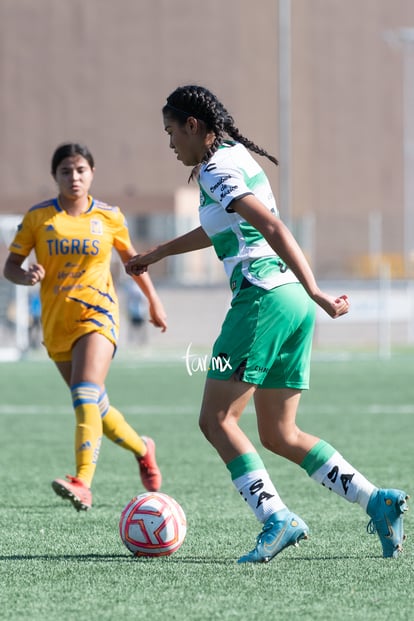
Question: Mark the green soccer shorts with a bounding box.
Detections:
[207,282,316,389]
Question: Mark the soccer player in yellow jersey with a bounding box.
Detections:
[3,142,168,512]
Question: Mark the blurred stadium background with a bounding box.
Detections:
[1,0,414,358]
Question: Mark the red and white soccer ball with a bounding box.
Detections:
[119,492,187,557]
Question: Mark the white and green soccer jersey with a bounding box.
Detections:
[198,142,298,295]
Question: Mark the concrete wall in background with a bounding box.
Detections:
[1,0,414,277]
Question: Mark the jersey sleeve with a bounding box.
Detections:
[8,212,35,257]
[200,159,252,211]
[112,209,133,251]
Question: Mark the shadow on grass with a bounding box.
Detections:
[0,553,127,561]
[0,552,380,563]
[0,553,236,564]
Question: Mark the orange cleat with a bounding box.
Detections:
[135,436,162,492]
[52,475,92,511]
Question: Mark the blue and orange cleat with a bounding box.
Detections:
[238,508,309,564]
[366,488,409,558]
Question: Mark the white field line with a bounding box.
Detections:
[0,404,413,415]
[0,405,196,415]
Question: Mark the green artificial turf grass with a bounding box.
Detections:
[0,354,412,621]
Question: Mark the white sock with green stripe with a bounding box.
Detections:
[226,452,286,523]
[300,440,376,510]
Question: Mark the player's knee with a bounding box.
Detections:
[199,411,224,443]
[260,426,303,457]
[199,413,212,441]
[259,429,297,456]
[260,434,285,455]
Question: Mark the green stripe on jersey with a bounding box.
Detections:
[210,228,240,261]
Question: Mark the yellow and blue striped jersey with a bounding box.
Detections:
[9,196,131,358]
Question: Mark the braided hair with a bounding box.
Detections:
[163,85,278,176]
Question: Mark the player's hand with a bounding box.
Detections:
[126,247,164,276]
[313,293,350,318]
[126,260,148,276]
[25,263,45,285]
[148,299,168,332]
[126,253,154,276]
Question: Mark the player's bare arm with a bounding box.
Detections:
[3,252,45,286]
[118,247,168,332]
[232,195,349,319]
[126,226,212,276]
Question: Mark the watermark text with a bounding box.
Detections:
[183,343,232,376]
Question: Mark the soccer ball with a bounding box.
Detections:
[119,492,187,557]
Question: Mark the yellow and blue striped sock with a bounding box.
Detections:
[98,389,146,457]
[71,381,102,487]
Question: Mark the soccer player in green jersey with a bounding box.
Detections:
[4,143,168,511]
[127,85,408,562]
